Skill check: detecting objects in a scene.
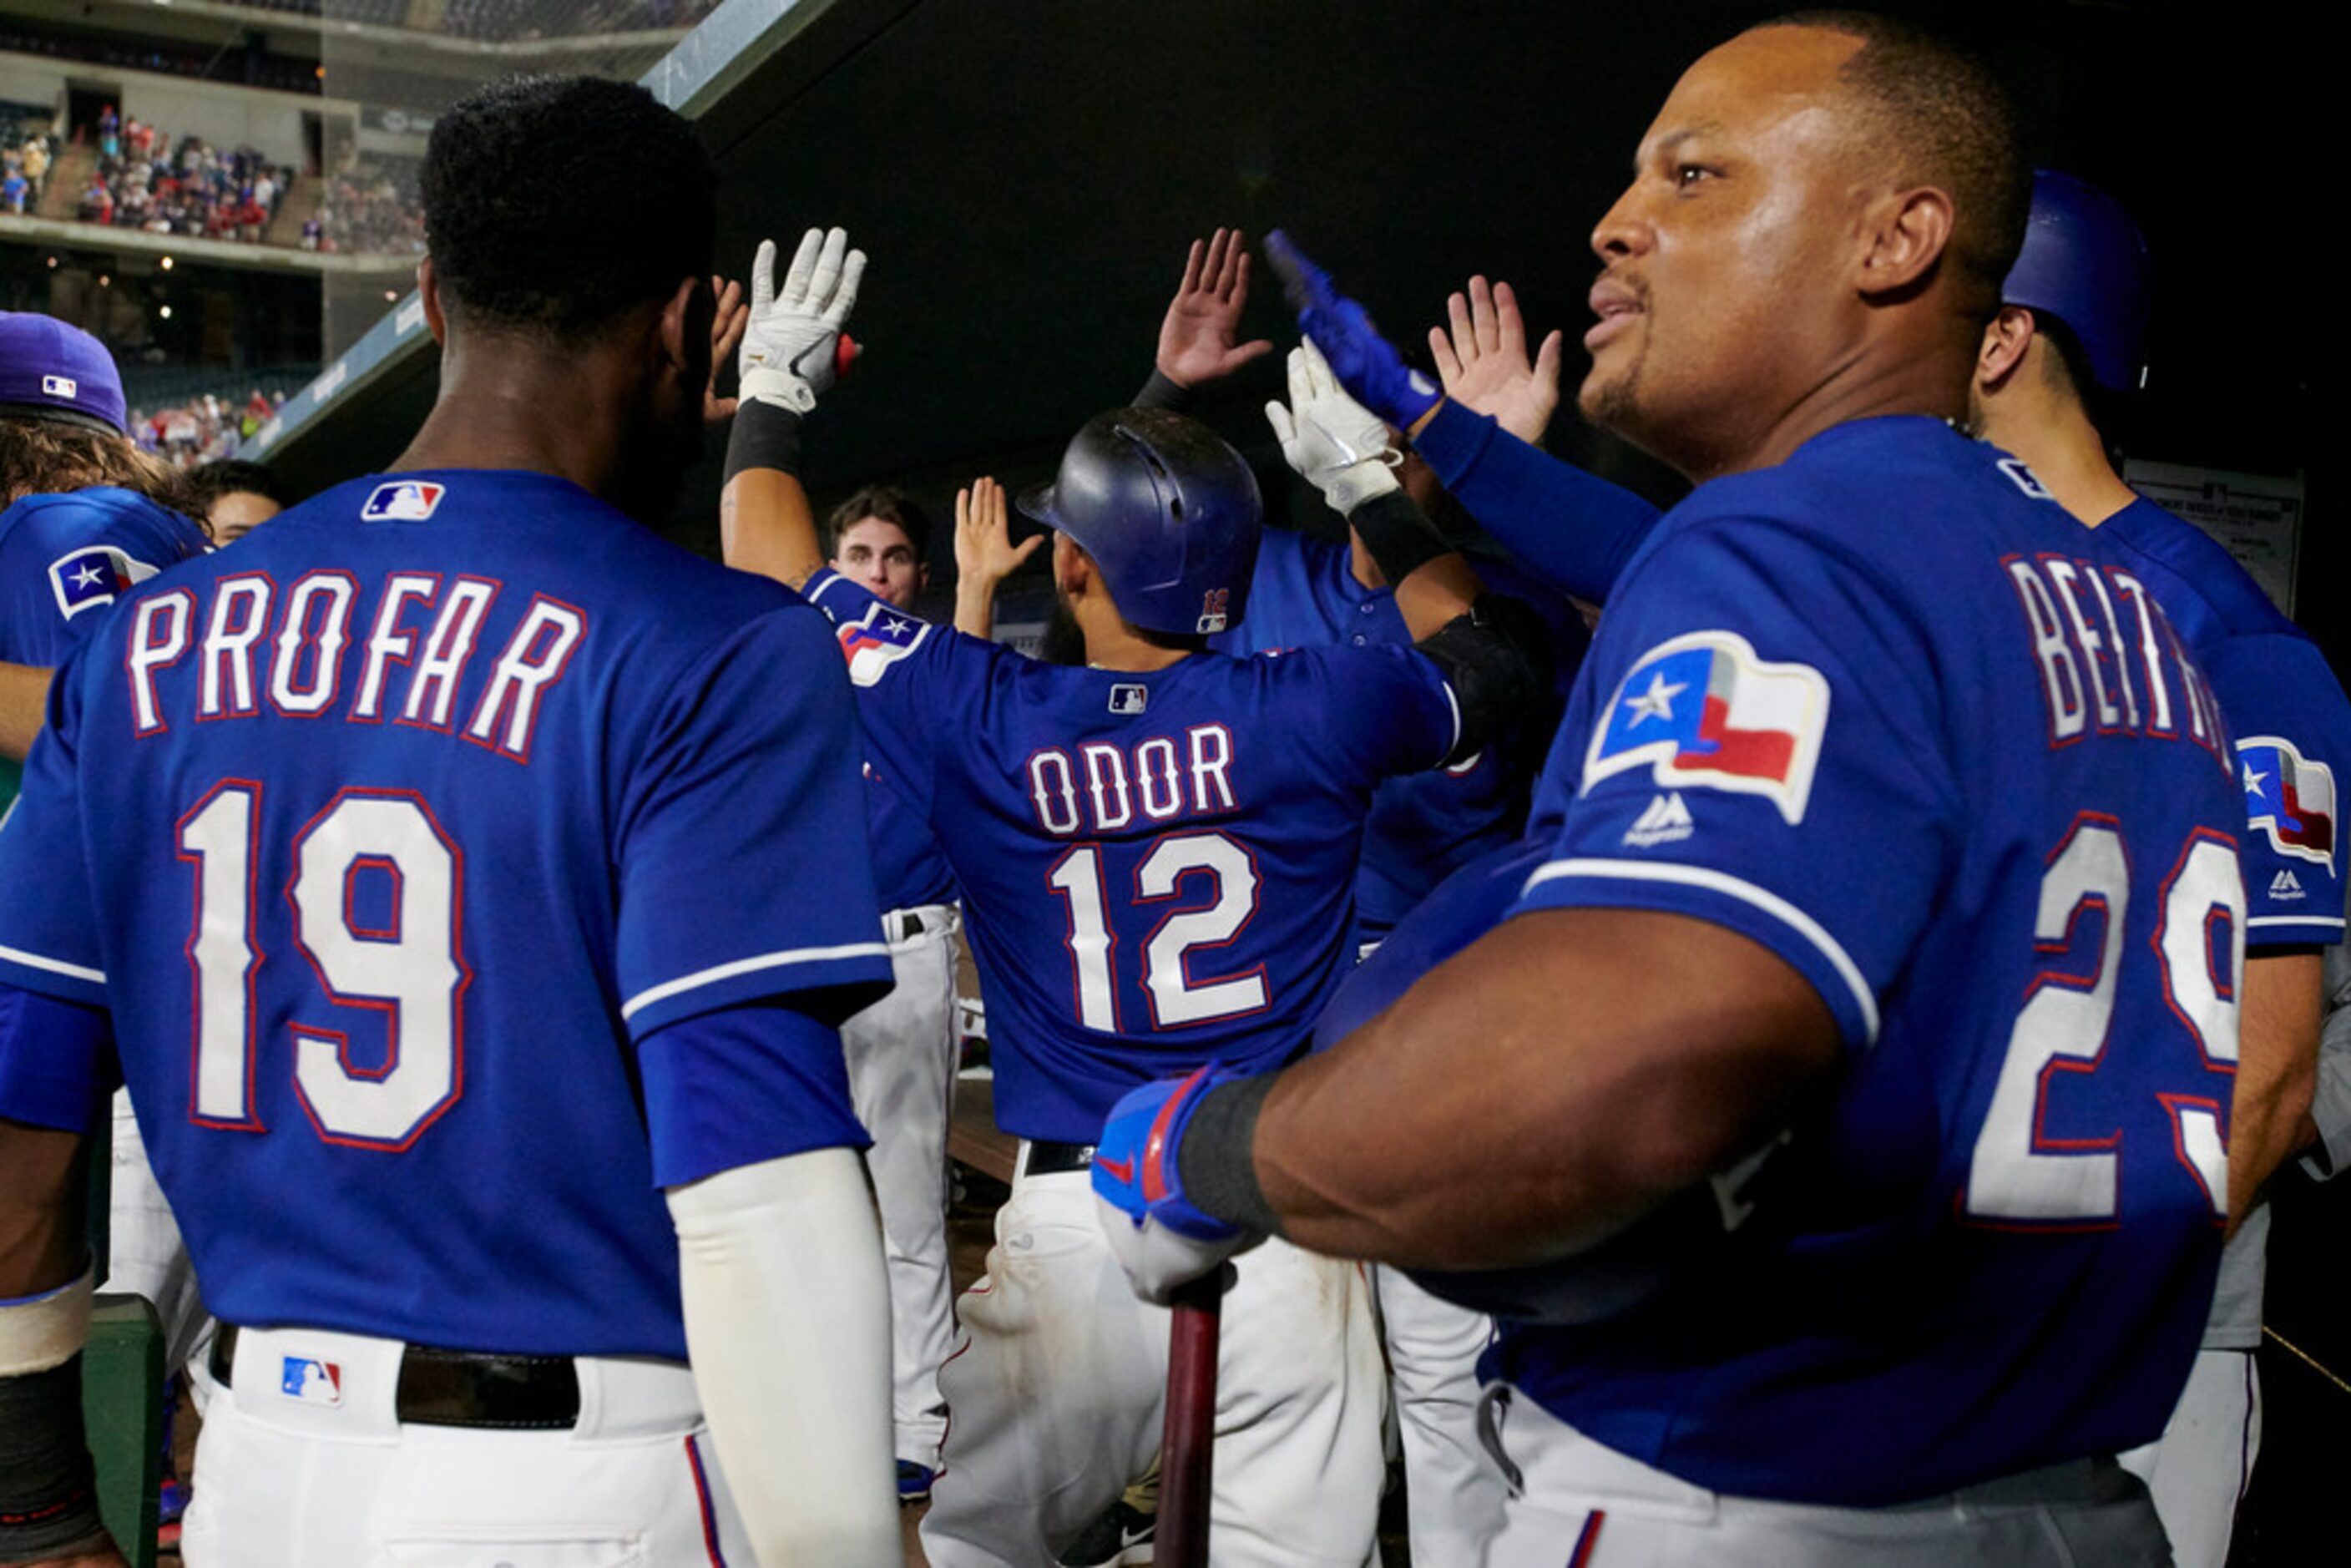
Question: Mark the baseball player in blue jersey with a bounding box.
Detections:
[1094,16,2250,1564]
[716,233,1551,1563]
[1967,169,2351,1566]
[0,77,902,1567]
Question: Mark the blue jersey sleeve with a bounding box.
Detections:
[636,1001,868,1187]
[0,648,109,1008]
[0,490,209,665]
[0,979,116,1133]
[1297,644,1463,786]
[803,568,993,818]
[614,604,892,1038]
[1509,517,1954,1050]
[1411,400,1662,604]
[2205,631,2351,948]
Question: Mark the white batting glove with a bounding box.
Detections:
[740,226,866,413]
[1097,1195,1248,1308]
[1264,339,1402,515]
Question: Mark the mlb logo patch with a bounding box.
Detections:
[281,1355,344,1407]
[1109,684,1148,715]
[1196,587,1231,635]
[361,479,447,521]
[836,602,929,687]
[47,546,157,620]
[2238,735,2336,869]
[40,374,78,400]
[1585,630,1829,825]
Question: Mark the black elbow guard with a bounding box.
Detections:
[1417,594,1555,763]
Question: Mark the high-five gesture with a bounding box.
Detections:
[704,272,750,427]
[1155,228,1276,389]
[740,226,866,412]
[952,476,1041,639]
[1429,276,1562,448]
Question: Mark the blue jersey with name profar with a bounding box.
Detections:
[0,470,890,1358]
[1210,529,1585,942]
[2101,495,2350,951]
[802,568,1462,1141]
[1474,419,2244,1504]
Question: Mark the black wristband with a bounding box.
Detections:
[722,398,805,487]
[0,1357,106,1564]
[1176,1075,1283,1237]
[1346,488,1453,586]
[1132,368,1196,413]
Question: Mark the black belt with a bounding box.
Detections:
[1025,1140,1095,1176]
[208,1323,582,1430]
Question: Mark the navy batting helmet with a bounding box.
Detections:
[2002,169,2152,395]
[1019,407,1261,638]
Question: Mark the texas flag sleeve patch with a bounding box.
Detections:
[47,545,159,620]
[1584,630,1831,825]
[2238,735,2336,868]
[835,600,931,688]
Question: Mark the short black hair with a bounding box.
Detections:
[827,485,932,562]
[1760,11,2029,316]
[421,75,716,338]
[190,458,289,509]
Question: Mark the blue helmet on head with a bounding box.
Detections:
[1019,407,1262,637]
[2002,169,2153,395]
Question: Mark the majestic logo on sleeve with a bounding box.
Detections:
[836,600,930,687]
[360,480,447,521]
[1585,630,1829,825]
[47,545,160,620]
[2238,736,2335,868]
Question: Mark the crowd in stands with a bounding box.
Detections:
[2,124,53,215]
[72,110,294,244]
[128,387,286,469]
[310,155,425,255]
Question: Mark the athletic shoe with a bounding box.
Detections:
[1057,1497,1155,1565]
[897,1459,937,1504]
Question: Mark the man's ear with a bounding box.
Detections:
[918,561,933,592]
[1052,532,1090,599]
[1855,185,1956,300]
[1975,305,2037,394]
[658,275,705,379]
[419,258,448,346]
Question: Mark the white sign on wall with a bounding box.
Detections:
[2124,460,2306,617]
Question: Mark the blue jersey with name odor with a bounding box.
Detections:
[1210,529,1585,941]
[2101,495,2349,950]
[1418,418,2242,1505]
[0,485,210,806]
[0,470,889,1358]
[803,568,1461,1142]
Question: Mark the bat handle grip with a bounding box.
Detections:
[1158,1274,1224,1568]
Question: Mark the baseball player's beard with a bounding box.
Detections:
[1041,590,1088,667]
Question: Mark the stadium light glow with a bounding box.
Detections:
[160,256,174,271]
[159,306,173,319]
[99,276,110,287]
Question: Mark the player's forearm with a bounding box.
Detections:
[0,663,53,764]
[0,1120,88,1300]
[1209,909,1838,1267]
[1409,400,1661,604]
[668,1147,898,1567]
[953,577,998,640]
[2225,951,2323,1231]
[1344,490,1478,640]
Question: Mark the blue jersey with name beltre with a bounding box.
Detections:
[803,568,1462,1141]
[0,470,889,1358]
[0,485,210,807]
[2100,495,2349,950]
[1425,418,2243,1504]
[1210,529,1585,942]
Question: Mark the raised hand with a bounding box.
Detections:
[1155,228,1276,388]
[1264,341,1401,515]
[704,272,749,427]
[952,476,1041,639]
[739,227,866,413]
[1261,230,1440,432]
[1428,276,1562,448]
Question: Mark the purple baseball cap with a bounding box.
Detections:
[0,311,129,435]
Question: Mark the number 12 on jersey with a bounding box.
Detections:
[1048,831,1268,1032]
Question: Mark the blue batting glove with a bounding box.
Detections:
[1262,230,1442,431]
[1094,1068,1257,1304]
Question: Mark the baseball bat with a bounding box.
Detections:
[1158,1274,1223,1568]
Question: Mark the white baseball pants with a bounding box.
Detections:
[2118,1346,2260,1568]
[1374,1264,1507,1564]
[1479,1385,2174,1566]
[918,1159,1387,1567]
[181,1325,749,1566]
[840,904,962,1470]
[101,1086,212,1374]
